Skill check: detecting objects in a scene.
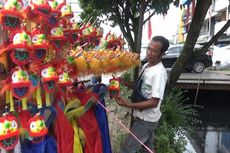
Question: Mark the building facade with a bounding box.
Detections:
[178,0,230,46]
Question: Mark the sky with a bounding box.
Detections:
[143,5,180,43]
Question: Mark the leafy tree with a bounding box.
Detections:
[79,0,176,53]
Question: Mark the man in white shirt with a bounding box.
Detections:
[115,36,169,153]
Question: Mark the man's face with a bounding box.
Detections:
[146,41,163,63]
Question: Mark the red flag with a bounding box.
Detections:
[148,18,152,40]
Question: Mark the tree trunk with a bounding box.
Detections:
[165,0,212,97]
[136,0,146,54]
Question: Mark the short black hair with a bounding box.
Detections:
[151,36,169,53]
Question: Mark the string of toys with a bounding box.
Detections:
[0,0,142,153]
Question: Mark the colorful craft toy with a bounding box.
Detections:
[108,76,120,98]
[64,22,81,44]
[29,0,51,17]
[0,0,141,151]
[57,71,72,86]
[28,113,48,142]
[41,65,58,93]
[60,4,73,19]
[0,0,24,30]
[47,0,61,26]
[8,30,32,66]
[49,26,66,50]
[31,29,49,62]
[0,113,20,151]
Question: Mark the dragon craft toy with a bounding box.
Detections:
[8,30,32,66]
[0,113,20,150]
[0,0,24,30]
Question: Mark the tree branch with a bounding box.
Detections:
[113,3,135,50]
[143,11,155,25]
[200,19,230,54]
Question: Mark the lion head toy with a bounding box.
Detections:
[8,30,32,66]
[47,0,61,26]
[0,0,24,30]
[11,69,31,101]
[0,113,20,150]
[64,22,81,44]
[28,113,48,143]
[41,65,58,93]
[31,29,49,62]
[29,0,51,17]
[57,71,72,94]
[59,3,73,19]
[49,26,66,50]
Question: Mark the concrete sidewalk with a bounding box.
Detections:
[208,70,230,75]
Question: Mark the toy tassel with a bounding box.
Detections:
[32,92,36,99]
[36,88,42,109]
[45,92,51,106]
[9,91,14,112]
[21,97,28,110]
[72,120,84,153]
[6,90,10,104]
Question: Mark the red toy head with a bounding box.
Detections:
[59,3,73,19]
[0,113,20,150]
[29,0,51,17]
[64,22,81,44]
[8,30,32,66]
[57,71,72,94]
[28,113,48,143]
[46,0,61,26]
[11,68,31,99]
[31,29,49,62]
[49,26,66,50]
[41,65,58,93]
[0,0,24,30]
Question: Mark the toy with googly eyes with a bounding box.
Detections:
[0,0,24,30]
[0,113,20,151]
[108,76,120,98]
[31,29,49,62]
[29,0,51,17]
[64,22,81,45]
[47,0,61,26]
[57,70,72,95]
[28,113,48,143]
[49,26,66,51]
[59,3,73,19]
[41,65,58,106]
[8,30,32,66]
[11,68,31,110]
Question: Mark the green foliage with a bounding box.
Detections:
[112,131,126,153]
[155,122,186,153]
[155,88,200,153]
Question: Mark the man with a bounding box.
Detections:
[115,36,169,153]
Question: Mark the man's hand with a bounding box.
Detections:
[114,96,131,107]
